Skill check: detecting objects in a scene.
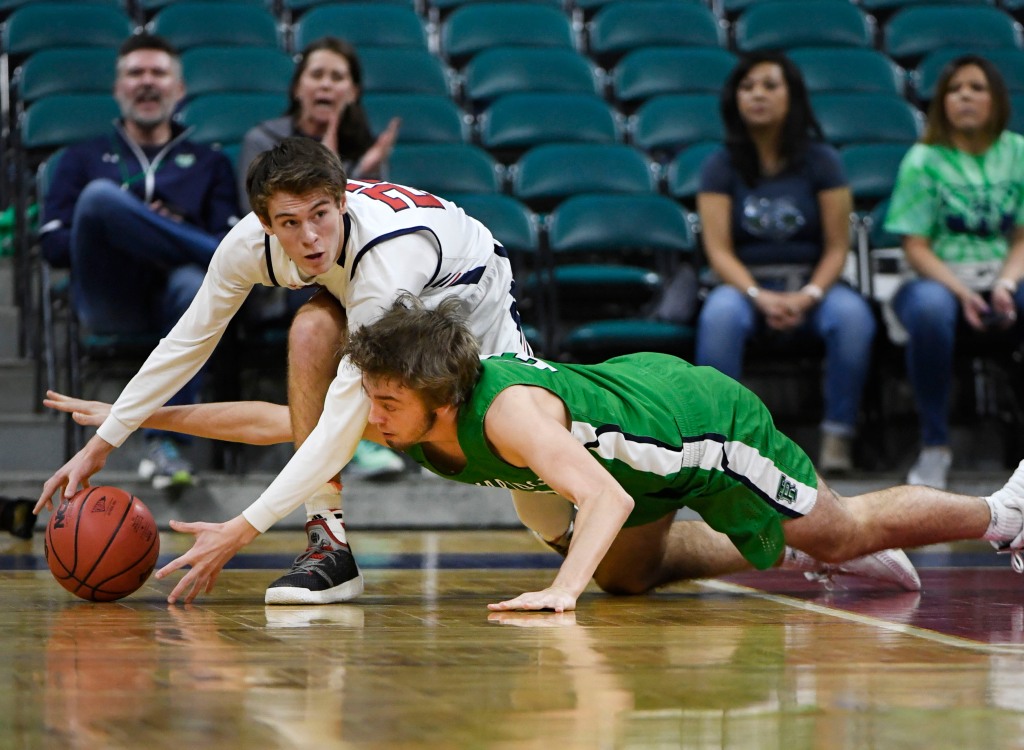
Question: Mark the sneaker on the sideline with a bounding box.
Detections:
[138,438,194,490]
[265,515,364,605]
[786,547,921,591]
[907,446,952,490]
[344,440,406,480]
[0,497,36,539]
[988,459,1024,573]
[819,433,853,474]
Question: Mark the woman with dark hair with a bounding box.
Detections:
[236,36,400,212]
[885,54,1024,489]
[695,50,876,474]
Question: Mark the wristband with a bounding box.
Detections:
[996,278,1019,294]
[745,286,761,300]
[800,283,824,301]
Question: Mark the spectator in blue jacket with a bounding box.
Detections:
[38,33,240,491]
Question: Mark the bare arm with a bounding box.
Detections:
[483,386,635,612]
[43,390,387,447]
[991,226,1024,322]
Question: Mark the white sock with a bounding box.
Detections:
[983,495,1023,545]
[305,481,346,544]
[778,547,817,571]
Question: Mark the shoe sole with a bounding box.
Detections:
[835,548,922,592]
[264,573,365,605]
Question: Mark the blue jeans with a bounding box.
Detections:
[695,282,877,435]
[69,180,220,433]
[892,278,1024,447]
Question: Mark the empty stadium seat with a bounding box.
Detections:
[612,47,737,110]
[13,48,118,105]
[587,1,723,68]
[509,143,655,212]
[811,93,921,146]
[360,47,451,97]
[734,1,873,51]
[629,93,723,161]
[544,193,696,360]
[884,6,1022,67]
[664,141,720,208]
[462,47,598,111]
[292,4,427,51]
[440,3,575,68]
[789,47,905,96]
[176,92,287,146]
[477,93,620,162]
[388,143,501,198]
[2,3,132,63]
[149,2,280,50]
[181,46,293,98]
[839,142,911,210]
[363,93,467,143]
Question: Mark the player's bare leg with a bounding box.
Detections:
[265,293,363,605]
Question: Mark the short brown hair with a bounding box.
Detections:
[924,54,1010,147]
[245,137,348,224]
[344,293,481,409]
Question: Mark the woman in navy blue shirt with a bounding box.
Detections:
[695,51,876,473]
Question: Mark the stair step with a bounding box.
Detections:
[0,358,38,414]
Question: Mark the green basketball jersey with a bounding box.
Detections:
[406,352,817,569]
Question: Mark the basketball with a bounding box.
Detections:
[44,486,161,602]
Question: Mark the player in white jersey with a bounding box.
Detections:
[37,138,917,605]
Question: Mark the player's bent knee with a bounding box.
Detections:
[592,568,656,596]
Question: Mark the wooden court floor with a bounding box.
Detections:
[2,529,1024,750]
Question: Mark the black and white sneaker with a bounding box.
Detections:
[264,515,364,605]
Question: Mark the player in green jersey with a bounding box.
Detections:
[42,294,1024,611]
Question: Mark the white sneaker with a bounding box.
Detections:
[987,459,1024,573]
[907,446,952,489]
[784,547,921,591]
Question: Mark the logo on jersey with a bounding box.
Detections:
[775,475,798,504]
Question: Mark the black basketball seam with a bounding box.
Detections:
[75,489,134,599]
[89,531,159,595]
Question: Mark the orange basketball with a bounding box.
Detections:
[45,486,160,602]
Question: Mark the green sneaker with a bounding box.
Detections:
[345,440,406,480]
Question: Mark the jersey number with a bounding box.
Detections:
[347,180,444,212]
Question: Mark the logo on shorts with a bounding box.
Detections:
[776,475,798,504]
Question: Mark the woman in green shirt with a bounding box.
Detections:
[885,54,1024,490]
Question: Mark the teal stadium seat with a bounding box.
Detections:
[181,47,293,97]
[884,6,1023,67]
[176,92,287,146]
[913,48,1024,102]
[462,48,599,111]
[612,47,737,110]
[281,0,414,24]
[734,0,873,52]
[1012,94,1024,135]
[388,143,502,198]
[478,92,620,162]
[811,93,921,146]
[149,2,280,50]
[665,141,720,208]
[14,48,118,105]
[360,48,451,97]
[629,93,723,162]
[440,3,575,67]
[510,143,655,212]
[292,4,427,51]
[789,47,905,96]
[1,3,132,62]
[137,0,271,20]
[363,93,467,144]
[19,94,120,153]
[860,0,994,23]
[544,194,696,361]
[839,143,911,210]
[587,1,723,68]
